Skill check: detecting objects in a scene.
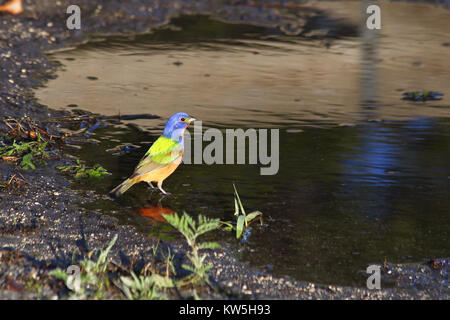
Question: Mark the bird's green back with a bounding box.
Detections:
[134,136,182,175]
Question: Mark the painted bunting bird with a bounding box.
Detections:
[109,112,196,198]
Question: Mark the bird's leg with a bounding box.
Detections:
[146,181,156,189]
[157,193,170,204]
[157,181,170,195]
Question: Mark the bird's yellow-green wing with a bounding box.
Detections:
[131,136,183,178]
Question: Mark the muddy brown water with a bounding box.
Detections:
[36,3,450,287]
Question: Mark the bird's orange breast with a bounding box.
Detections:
[134,156,182,184]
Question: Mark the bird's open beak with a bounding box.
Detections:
[185,117,196,124]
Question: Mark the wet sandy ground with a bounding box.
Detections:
[0,0,449,299]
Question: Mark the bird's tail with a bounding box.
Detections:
[109,178,135,199]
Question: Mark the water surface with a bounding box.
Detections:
[36,3,450,287]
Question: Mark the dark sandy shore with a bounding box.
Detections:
[0,0,449,299]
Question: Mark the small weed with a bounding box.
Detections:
[151,240,160,257]
[163,212,221,285]
[50,235,118,299]
[221,184,263,240]
[0,134,50,170]
[118,272,174,300]
[0,174,26,191]
[50,212,224,299]
[51,235,175,300]
[24,278,44,298]
[56,159,109,179]
[162,247,176,277]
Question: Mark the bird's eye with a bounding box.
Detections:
[180,117,185,122]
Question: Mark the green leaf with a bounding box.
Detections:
[96,234,118,272]
[234,195,239,216]
[120,276,134,288]
[197,242,221,250]
[196,220,221,237]
[233,184,246,216]
[236,215,245,239]
[182,263,195,272]
[50,269,69,281]
[220,221,234,231]
[245,211,262,224]
[151,274,175,288]
[21,153,36,170]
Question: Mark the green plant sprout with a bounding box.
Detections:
[118,271,174,300]
[163,212,221,285]
[50,234,118,299]
[56,159,109,178]
[221,184,263,240]
[50,213,223,300]
[0,133,50,170]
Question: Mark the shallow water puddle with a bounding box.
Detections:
[36,4,450,287]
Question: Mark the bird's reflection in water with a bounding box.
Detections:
[134,196,178,240]
[136,202,174,223]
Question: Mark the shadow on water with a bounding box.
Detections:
[36,7,450,287]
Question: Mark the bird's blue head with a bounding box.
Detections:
[162,112,196,143]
